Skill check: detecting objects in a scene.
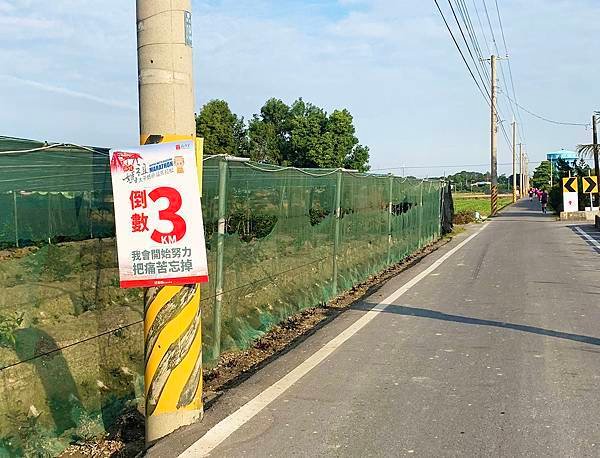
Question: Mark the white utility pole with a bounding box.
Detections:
[490,55,498,215]
[519,143,523,196]
[136,0,203,446]
[512,118,517,202]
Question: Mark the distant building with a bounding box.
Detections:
[546,150,577,162]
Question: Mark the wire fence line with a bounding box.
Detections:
[0,136,447,455]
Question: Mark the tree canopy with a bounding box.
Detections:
[196,98,370,171]
[195,100,246,157]
[531,161,552,189]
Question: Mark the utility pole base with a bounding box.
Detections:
[491,185,499,216]
[146,409,203,445]
[144,283,203,446]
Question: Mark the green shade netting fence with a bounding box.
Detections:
[0,136,442,456]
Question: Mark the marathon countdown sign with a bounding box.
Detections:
[109,140,208,288]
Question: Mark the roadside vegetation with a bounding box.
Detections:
[196,98,370,171]
[453,193,512,224]
[531,158,593,213]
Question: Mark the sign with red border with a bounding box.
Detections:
[109,140,208,288]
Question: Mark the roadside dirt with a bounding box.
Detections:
[60,234,454,457]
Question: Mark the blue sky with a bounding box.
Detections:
[1,0,598,176]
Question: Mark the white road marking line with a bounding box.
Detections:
[179,223,489,457]
[574,226,600,250]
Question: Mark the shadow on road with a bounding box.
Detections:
[568,225,600,254]
[356,303,600,347]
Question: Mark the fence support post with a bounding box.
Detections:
[47,192,52,244]
[13,191,19,248]
[332,169,343,297]
[436,182,442,238]
[214,157,228,360]
[418,181,424,248]
[387,174,393,265]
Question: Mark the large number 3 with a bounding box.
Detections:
[148,187,186,244]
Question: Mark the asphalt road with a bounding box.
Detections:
[150,199,600,457]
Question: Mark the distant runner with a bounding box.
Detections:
[541,189,548,214]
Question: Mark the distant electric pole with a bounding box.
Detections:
[519,143,523,196]
[593,114,599,207]
[593,114,599,181]
[525,151,528,192]
[490,55,498,215]
[512,118,517,202]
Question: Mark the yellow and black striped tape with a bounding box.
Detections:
[141,133,203,421]
[145,284,202,416]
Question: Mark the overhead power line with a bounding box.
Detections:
[446,0,490,99]
[502,93,590,127]
[481,0,522,143]
[454,0,491,91]
[433,0,489,103]
[433,0,512,148]
[370,158,594,172]
[449,0,514,148]
[492,0,526,143]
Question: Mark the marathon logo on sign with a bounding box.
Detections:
[563,177,578,193]
[582,176,598,194]
[109,140,208,288]
[149,158,174,173]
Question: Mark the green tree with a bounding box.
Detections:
[447,171,489,192]
[327,109,358,165]
[554,158,591,179]
[248,98,291,163]
[531,161,552,189]
[248,116,280,163]
[498,174,509,192]
[196,100,247,156]
[260,98,292,152]
[233,115,249,157]
[289,100,332,168]
[197,97,370,170]
[344,145,370,172]
[287,100,370,170]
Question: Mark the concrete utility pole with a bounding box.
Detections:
[490,55,498,215]
[519,143,523,196]
[524,150,529,192]
[512,118,517,203]
[593,114,599,182]
[136,0,202,446]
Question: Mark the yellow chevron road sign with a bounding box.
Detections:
[563,177,578,193]
[582,176,598,194]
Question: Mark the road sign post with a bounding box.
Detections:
[562,177,578,213]
[582,175,598,211]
